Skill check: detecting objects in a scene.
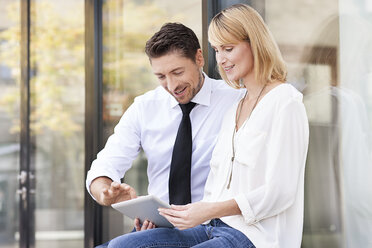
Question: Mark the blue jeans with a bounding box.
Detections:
[98,219,255,248]
[95,228,137,248]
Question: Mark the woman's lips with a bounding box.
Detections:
[224,65,234,73]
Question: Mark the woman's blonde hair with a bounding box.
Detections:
[208,4,287,88]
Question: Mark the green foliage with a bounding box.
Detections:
[0,1,84,137]
[0,0,188,136]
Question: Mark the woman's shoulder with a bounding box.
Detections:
[256,82,304,118]
[267,82,303,104]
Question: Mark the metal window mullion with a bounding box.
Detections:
[84,0,104,247]
[20,0,34,247]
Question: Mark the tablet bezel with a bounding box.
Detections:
[111,195,174,228]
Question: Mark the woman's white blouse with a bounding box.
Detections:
[203,83,309,248]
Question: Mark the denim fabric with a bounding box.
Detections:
[104,219,255,248]
[95,228,137,248]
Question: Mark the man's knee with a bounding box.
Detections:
[107,233,137,248]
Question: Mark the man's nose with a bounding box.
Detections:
[166,76,178,92]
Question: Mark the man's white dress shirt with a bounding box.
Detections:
[203,83,309,248]
[86,74,244,203]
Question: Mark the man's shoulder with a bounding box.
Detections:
[208,77,244,100]
[134,86,169,104]
[208,77,228,89]
[209,77,239,92]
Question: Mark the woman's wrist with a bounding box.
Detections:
[209,199,241,219]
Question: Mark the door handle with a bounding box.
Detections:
[17,170,35,184]
[17,171,36,206]
[17,171,27,184]
[16,186,27,201]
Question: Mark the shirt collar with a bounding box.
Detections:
[168,72,212,109]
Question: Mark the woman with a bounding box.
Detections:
[108,4,308,248]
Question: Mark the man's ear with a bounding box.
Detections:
[195,49,205,68]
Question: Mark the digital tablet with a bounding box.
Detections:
[111,195,174,228]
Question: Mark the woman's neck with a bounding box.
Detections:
[241,75,265,100]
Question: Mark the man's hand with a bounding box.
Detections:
[158,202,214,230]
[134,218,156,231]
[100,181,137,206]
[90,177,137,206]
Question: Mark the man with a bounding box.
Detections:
[86,22,243,237]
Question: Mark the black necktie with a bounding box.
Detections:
[169,102,196,205]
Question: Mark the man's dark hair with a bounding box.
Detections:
[145,23,201,62]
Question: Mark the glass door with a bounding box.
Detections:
[0,1,21,247]
[29,1,85,247]
[0,0,85,247]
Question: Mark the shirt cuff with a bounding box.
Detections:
[85,164,122,201]
[234,193,257,225]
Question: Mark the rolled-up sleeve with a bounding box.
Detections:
[86,99,142,199]
[234,98,309,225]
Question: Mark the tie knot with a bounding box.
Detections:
[179,102,196,115]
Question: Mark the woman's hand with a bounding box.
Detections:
[158,202,214,230]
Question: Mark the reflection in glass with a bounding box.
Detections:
[0,1,20,247]
[301,16,343,248]
[101,0,202,241]
[30,1,85,247]
[263,0,372,247]
[338,5,372,246]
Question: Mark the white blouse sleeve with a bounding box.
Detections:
[234,98,309,224]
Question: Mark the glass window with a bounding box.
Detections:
[29,1,85,247]
[338,1,372,247]
[0,1,20,247]
[101,0,202,241]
